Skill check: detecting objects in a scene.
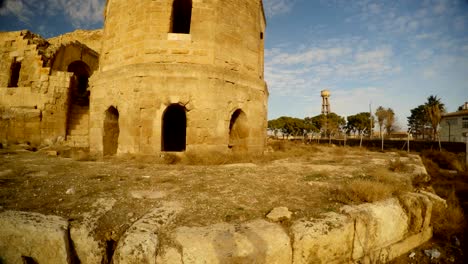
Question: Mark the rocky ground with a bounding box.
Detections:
[0,142,465,262]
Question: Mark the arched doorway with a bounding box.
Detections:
[162,104,186,152]
[68,61,90,105]
[103,107,120,156]
[66,61,91,147]
[229,109,249,151]
[171,0,192,34]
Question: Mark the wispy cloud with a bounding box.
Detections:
[265,42,398,98]
[263,0,296,17]
[0,0,105,28]
[0,0,34,24]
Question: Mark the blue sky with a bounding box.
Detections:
[1,0,467,130]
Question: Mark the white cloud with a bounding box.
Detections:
[416,49,434,61]
[263,0,296,17]
[266,43,397,90]
[0,0,105,28]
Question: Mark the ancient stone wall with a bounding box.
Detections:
[48,29,103,54]
[1,0,268,154]
[0,31,99,146]
[0,194,436,263]
[90,0,268,155]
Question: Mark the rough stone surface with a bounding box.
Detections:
[70,198,116,264]
[341,198,409,260]
[419,190,447,208]
[112,202,183,264]
[399,193,432,233]
[291,212,354,264]
[0,211,71,264]
[377,227,433,262]
[174,219,292,264]
[155,247,183,264]
[266,206,292,222]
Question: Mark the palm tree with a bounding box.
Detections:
[375,106,386,138]
[424,95,445,142]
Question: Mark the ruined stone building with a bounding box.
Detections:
[0,0,268,155]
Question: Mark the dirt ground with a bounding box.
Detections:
[0,142,460,262]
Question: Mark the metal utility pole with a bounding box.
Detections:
[369,102,373,139]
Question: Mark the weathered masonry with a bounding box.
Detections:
[0,0,268,155]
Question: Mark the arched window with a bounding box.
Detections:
[8,58,21,87]
[171,0,192,34]
[229,109,249,151]
[162,104,187,151]
[103,106,120,156]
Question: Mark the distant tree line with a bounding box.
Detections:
[268,94,449,145]
[268,112,373,140]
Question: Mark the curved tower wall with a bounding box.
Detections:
[89,0,268,154]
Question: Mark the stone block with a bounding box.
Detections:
[291,212,354,264]
[70,198,116,264]
[0,211,71,264]
[112,202,182,264]
[399,193,432,233]
[175,219,291,264]
[341,198,409,260]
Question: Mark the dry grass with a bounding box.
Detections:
[332,167,413,204]
[333,180,397,203]
[432,189,466,240]
[388,157,410,173]
[420,149,467,243]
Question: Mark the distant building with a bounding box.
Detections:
[440,102,468,142]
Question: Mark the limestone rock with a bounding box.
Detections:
[70,198,116,264]
[0,211,71,264]
[418,190,447,208]
[266,207,292,222]
[399,193,432,233]
[130,190,166,199]
[155,247,183,264]
[291,212,354,264]
[112,202,182,264]
[174,219,292,264]
[341,198,409,261]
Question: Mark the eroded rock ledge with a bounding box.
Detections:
[0,192,436,264]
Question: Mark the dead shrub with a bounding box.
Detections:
[162,153,181,164]
[303,172,330,181]
[422,150,464,172]
[332,180,395,203]
[388,157,410,173]
[432,189,466,240]
[71,149,97,161]
[269,140,289,152]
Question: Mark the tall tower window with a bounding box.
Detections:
[8,58,21,87]
[171,0,192,34]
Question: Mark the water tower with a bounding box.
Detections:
[321,90,331,115]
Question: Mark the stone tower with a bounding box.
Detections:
[89,0,268,155]
[321,90,330,115]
